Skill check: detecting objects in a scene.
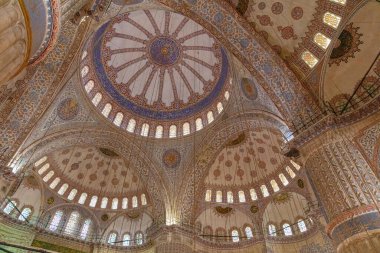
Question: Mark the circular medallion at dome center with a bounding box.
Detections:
[149,37,180,66]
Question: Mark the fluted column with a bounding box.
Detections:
[0,0,29,86]
[305,136,380,253]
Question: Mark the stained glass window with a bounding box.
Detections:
[268,224,276,236]
[112,198,118,210]
[108,232,117,244]
[195,118,203,131]
[169,125,177,138]
[141,194,147,206]
[18,207,32,221]
[183,122,190,136]
[216,190,222,203]
[58,183,68,195]
[286,166,296,178]
[92,92,102,106]
[43,171,54,182]
[34,156,47,167]
[245,227,253,239]
[3,201,17,214]
[49,210,63,231]
[122,197,128,209]
[81,66,89,77]
[102,103,112,117]
[80,219,91,240]
[314,33,331,50]
[38,163,50,175]
[224,91,230,100]
[127,119,136,133]
[329,0,346,5]
[260,185,269,197]
[141,123,149,136]
[270,180,280,192]
[238,191,246,202]
[283,223,293,236]
[155,125,163,138]
[49,177,60,189]
[298,219,307,233]
[67,189,77,200]
[205,190,212,202]
[227,191,234,203]
[250,189,258,201]
[64,211,80,235]
[301,51,318,68]
[123,233,131,246]
[207,111,214,123]
[132,196,138,208]
[101,197,108,209]
[113,112,124,127]
[290,160,301,170]
[85,80,94,93]
[78,193,87,204]
[89,196,98,207]
[323,12,341,29]
[135,232,143,245]
[217,102,223,113]
[279,173,289,186]
[231,230,239,242]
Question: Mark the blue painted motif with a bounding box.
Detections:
[92,23,229,120]
[149,37,180,66]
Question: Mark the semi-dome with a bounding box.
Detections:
[80,9,231,138]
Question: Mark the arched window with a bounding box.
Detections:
[227,191,233,203]
[155,125,163,138]
[238,191,246,202]
[89,196,98,207]
[205,190,212,202]
[195,118,203,131]
[279,173,289,186]
[217,102,223,114]
[132,196,138,208]
[245,226,253,239]
[3,201,17,214]
[108,232,117,245]
[113,112,124,127]
[283,223,293,236]
[260,185,269,197]
[268,224,276,236]
[43,171,54,182]
[323,12,341,29]
[286,166,296,178]
[80,219,91,240]
[329,0,346,5]
[58,183,68,195]
[314,32,331,50]
[101,197,108,209]
[183,122,190,136]
[49,210,63,231]
[34,156,47,167]
[122,233,131,246]
[141,194,147,206]
[67,189,78,200]
[122,198,128,209]
[301,51,318,68]
[64,211,80,235]
[127,119,136,133]
[207,111,214,123]
[81,66,89,77]
[102,103,112,117]
[92,92,102,106]
[81,50,88,60]
[216,190,222,203]
[38,163,50,174]
[169,125,177,138]
[84,80,94,93]
[290,160,301,170]
[135,232,143,245]
[141,123,149,136]
[49,177,60,189]
[250,189,258,201]
[224,91,230,100]
[270,180,280,192]
[298,219,307,233]
[231,230,239,242]
[18,207,32,221]
[78,193,87,204]
[112,198,118,210]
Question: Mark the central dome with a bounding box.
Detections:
[80,9,231,138]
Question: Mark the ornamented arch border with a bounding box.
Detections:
[176,112,291,223]
[157,0,321,128]
[17,128,169,223]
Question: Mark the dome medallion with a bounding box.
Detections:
[81,10,231,138]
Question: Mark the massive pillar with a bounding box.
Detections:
[305,135,380,253]
[0,0,29,86]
